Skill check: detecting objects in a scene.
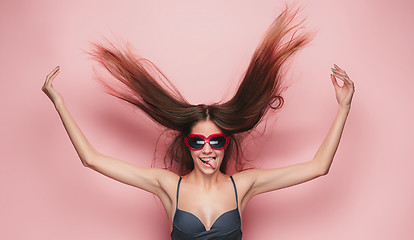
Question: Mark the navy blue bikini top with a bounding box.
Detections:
[171,176,242,240]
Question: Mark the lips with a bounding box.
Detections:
[199,157,217,169]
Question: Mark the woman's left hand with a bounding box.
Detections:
[330,64,355,109]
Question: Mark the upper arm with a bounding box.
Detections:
[239,160,326,200]
[85,152,178,198]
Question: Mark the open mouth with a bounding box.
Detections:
[200,157,217,169]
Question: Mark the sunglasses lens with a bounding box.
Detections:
[187,137,205,150]
[186,135,229,150]
[209,136,227,149]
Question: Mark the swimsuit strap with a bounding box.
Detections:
[176,177,182,210]
[229,176,239,208]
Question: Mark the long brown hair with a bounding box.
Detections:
[90,7,312,175]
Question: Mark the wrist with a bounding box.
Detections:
[53,98,65,110]
[337,104,351,114]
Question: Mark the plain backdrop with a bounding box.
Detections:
[1,0,413,239]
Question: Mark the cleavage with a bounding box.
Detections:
[177,207,237,231]
[177,182,236,230]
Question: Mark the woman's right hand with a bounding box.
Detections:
[42,66,63,104]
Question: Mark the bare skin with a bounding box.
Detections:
[42,64,354,231]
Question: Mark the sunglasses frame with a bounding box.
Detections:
[184,133,230,150]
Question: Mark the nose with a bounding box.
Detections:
[201,142,213,153]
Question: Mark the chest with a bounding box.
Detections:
[181,190,236,227]
[175,179,239,230]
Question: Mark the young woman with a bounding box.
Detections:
[42,8,354,240]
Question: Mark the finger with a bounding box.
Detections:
[331,67,344,74]
[333,64,348,77]
[333,65,354,90]
[334,64,344,72]
[333,69,347,79]
[332,68,350,84]
[345,77,355,91]
[47,66,60,79]
[46,66,60,85]
[330,74,340,89]
[338,75,355,94]
[339,71,352,87]
[332,71,346,82]
[334,73,353,90]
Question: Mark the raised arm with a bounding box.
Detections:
[41,67,178,199]
[236,64,355,201]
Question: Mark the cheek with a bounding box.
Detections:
[190,151,198,161]
[217,150,225,159]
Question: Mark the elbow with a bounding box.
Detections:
[319,168,329,176]
[79,152,98,168]
[312,159,331,177]
[313,164,330,177]
[81,159,92,168]
[317,164,330,177]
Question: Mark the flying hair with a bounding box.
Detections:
[89,6,313,175]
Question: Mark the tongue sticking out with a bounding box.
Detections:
[207,159,217,169]
[203,158,217,169]
[208,159,217,169]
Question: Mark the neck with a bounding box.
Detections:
[187,169,226,189]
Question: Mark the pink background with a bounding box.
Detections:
[1,0,413,239]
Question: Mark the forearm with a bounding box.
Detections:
[313,105,350,175]
[54,100,97,167]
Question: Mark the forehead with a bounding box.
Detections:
[191,120,222,136]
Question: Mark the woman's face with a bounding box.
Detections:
[189,120,225,174]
